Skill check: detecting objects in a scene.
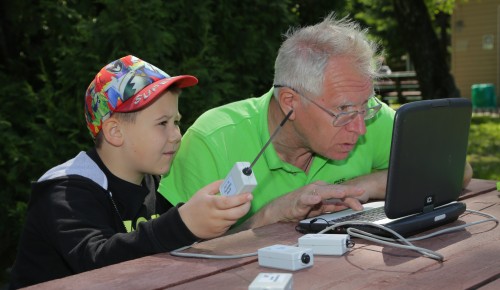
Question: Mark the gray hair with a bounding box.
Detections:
[273,13,380,98]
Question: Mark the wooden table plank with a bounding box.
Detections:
[459,178,497,200]
[476,277,500,290]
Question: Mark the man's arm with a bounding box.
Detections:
[236,181,366,230]
[342,170,387,202]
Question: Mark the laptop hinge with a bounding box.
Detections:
[423,204,434,213]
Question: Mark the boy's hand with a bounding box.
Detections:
[178,180,253,239]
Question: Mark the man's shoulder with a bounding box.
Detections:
[366,102,395,132]
[376,102,396,122]
[189,94,270,136]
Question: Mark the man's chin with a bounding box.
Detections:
[328,151,352,161]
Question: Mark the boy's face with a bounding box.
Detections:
[121,90,182,177]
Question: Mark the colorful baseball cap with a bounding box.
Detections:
[85,55,198,138]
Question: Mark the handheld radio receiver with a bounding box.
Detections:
[219,110,293,196]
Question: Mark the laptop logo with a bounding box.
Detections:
[425,195,434,205]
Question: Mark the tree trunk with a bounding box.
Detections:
[392,0,460,99]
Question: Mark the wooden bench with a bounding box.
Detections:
[375,71,421,104]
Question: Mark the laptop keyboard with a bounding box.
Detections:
[332,206,386,223]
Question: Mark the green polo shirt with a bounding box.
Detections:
[159,88,395,224]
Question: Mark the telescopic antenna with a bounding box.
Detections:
[242,110,293,175]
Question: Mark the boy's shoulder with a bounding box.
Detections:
[38,151,108,190]
[30,151,112,208]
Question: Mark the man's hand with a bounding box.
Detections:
[237,171,389,230]
[178,180,253,239]
[246,181,365,229]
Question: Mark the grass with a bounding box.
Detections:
[467,115,500,181]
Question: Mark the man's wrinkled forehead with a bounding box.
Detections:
[326,78,374,104]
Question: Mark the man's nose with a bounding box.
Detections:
[345,113,367,135]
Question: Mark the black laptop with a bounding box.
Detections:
[299,98,472,237]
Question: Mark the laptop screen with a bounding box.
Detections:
[384,98,472,219]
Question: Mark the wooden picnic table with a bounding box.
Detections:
[25,179,499,290]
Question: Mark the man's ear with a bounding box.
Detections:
[277,87,298,120]
[101,118,124,147]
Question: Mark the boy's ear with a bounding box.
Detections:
[101,118,124,147]
[277,87,297,120]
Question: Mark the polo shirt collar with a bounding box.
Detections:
[258,88,328,174]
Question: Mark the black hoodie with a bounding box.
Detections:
[9,148,198,289]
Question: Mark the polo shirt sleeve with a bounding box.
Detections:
[159,128,223,206]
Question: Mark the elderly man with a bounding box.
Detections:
[159,13,472,229]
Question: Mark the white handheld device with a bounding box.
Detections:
[219,162,258,196]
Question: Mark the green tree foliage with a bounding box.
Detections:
[345,0,464,100]
[344,0,406,69]
[344,0,461,70]
[392,0,460,99]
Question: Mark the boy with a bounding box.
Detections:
[9,55,253,289]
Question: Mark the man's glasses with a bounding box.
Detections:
[274,85,382,127]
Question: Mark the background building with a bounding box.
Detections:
[451,0,499,106]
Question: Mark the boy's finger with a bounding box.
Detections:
[217,193,253,209]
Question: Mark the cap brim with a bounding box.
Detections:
[115,75,198,113]
[169,75,198,88]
